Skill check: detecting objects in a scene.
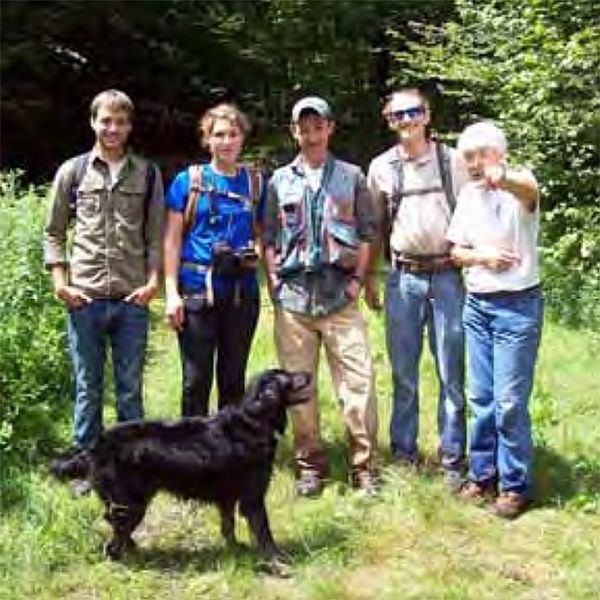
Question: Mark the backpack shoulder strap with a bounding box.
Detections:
[145,162,157,203]
[388,153,404,230]
[241,164,262,206]
[68,152,92,218]
[380,152,404,262]
[142,161,158,240]
[183,164,204,236]
[244,165,263,238]
[435,141,456,213]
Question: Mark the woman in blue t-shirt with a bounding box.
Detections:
[163,103,265,416]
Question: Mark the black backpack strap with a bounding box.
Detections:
[435,141,456,213]
[145,162,157,206]
[388,155,404,226]
[382,153,404,262]
[143,161,158,241]
[68,152,91,218]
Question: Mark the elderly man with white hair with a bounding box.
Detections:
[447,120,543,519]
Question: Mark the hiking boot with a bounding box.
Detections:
[488,492,529,520]
[352,470,380,496]
[391,453,420,473]
[460,480,496,504]
[296,471,323,498]
[443,469,466,494]
[71,478,93,497]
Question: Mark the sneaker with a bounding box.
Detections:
[443,469,466,494]
[352,470,379,496]
[71,478,93,497]
[460,480,496,504]
[296,471,323,498]
[488,492,529,519]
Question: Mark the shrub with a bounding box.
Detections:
[387,0,600,331]
[541,203,600,331]
[0,171,72,501]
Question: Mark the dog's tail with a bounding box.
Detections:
[50,449,92,481]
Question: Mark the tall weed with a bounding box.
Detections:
[0,172,72,503]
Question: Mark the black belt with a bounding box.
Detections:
[470,284,541,299]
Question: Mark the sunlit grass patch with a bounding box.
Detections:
[1,295,599,600]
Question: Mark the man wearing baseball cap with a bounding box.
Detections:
[263,96,378,496]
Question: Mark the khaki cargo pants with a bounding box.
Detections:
[274,302,378,477]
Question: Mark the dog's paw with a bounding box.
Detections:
[257,554,293,578]
[103,540,123,560]
[103,537,136,560]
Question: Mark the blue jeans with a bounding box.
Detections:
[385,268,466,469]
[463,288,543,494]
[67,300,149,449]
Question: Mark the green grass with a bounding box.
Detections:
[1,294,599,600]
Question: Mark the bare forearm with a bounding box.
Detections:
[146,268,159,289]
[451,245,480,267]
[263,245,279,280]
[451,243,520,272]
[163,213,183,298]
[50,264,69,293]
[355,242,371,279]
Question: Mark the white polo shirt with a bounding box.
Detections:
[446,174,540,293]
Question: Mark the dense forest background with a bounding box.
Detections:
[1,0,599,486]
[2,0,598,198]
[1,0,450,181]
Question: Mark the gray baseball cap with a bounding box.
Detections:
[291,96,333,122]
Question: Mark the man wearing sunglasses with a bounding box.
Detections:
[366,87,468,492]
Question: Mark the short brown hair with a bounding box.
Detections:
[90,89,134,120]
[382,87,428,118]
[198,103,250,147]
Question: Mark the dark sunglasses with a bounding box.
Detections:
[389,105,425,121]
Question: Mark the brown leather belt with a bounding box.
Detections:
[394,254,455,274]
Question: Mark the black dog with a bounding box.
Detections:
[50,369,310,564]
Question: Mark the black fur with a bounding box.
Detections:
[51,369,310,562]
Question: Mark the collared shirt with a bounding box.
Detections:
[367,142,467,256]
[447,173,541,293]
[44,150,164,299]
[264,154,375,317]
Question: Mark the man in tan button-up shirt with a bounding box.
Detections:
[366,87,467,494]
[44,90,163,485]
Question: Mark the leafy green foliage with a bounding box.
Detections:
[0,173,72,499]
[388,0,600,329]
[0,0,419,179]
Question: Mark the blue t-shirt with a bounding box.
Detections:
[165,164,266,297]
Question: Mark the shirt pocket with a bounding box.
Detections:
[118,179,146,225]
[327,219,359,270]
[76,178,104,219]
[280,195,302,229]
